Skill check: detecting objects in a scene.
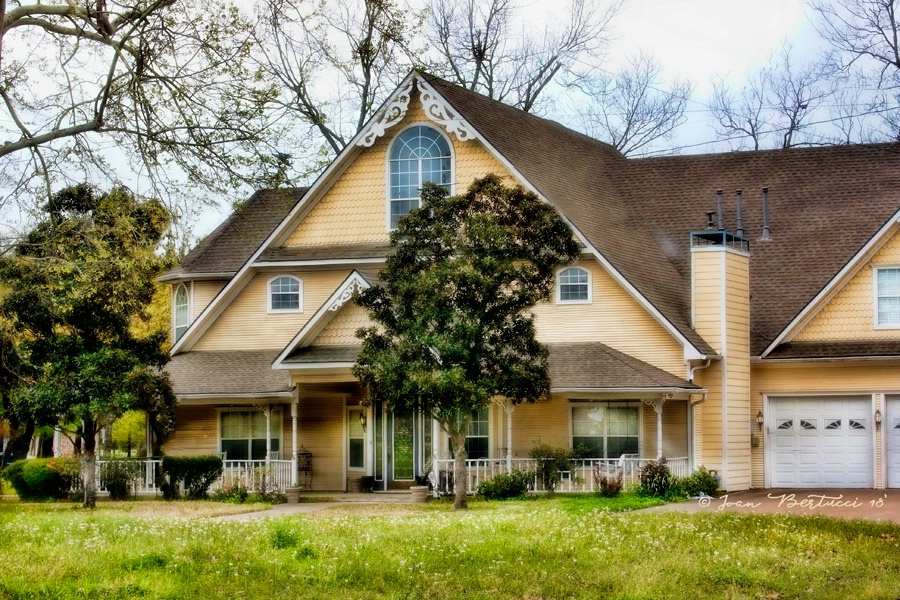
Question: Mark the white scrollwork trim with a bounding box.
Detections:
[416,78,479,142]
[356,78,414,147]
[329,279,365,311]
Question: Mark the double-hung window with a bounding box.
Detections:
[464,408,489,459]
[876,268,900,327]
[220,410,282,461]
[173,283,190,342]
[269,276,301,312]
[557,267,590,303]
[572,402,639,458]
[388,126,452,229]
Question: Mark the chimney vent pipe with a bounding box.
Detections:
[761,187,771,240]
[735,189,744,237]
[716,189,724,230]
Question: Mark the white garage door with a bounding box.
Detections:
[887,395,900,488]
[769,396,873,488]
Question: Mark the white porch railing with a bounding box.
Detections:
[95,459,294,495]
[431,457,691,496]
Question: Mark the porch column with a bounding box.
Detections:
[263,404,272,470]
[145,412,153,458]
[643,394,672,459]
[502,400,515,471]
[291,392,299,486]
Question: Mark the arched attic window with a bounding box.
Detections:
[269,275,302,312]
[173,283,190,342]
[556,267,591,304]
[388,125,452,229]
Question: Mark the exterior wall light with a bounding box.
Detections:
[875,409,882,425]
[756,410,764,430]
[359,411,367,429]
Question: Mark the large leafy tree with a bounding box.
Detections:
[353,175,580,509]
[0,183,176,508]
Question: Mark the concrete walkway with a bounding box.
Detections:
[643,488,900,523]
[214,491,416,521]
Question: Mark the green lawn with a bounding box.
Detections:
[1,495,898,599]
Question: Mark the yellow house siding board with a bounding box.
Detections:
[298,395,346,491]
[284,96,514,249]
[194,270,350,351]
[533,260,685,375]
[797,232,900,341]
[641,401,689,458]
[314,303,372,346]
[193,282,226,320]
[509,397,570,457]
[163,406,218,456]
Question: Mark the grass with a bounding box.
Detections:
[0,494,898,599]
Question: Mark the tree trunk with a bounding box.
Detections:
[449,429,468,510]
[82,418,97,509]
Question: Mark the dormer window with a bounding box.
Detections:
[173,283,190,342]
[269,275,302,312]
[388,125,452,229]
[557,267,591,304]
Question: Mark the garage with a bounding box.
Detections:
[887,395,900,488]
[768,395,873,488]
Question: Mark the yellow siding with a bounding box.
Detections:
[509,397,570,457]
[691,247,752,490]
[194,270,351,351]
[284,93,515,248]
[796,231,900,341]
[533,259,685,376]
[163,406,218,456]
[314,302,371,346]
[642,401,689,459]
[297,394,348,491]
[192,281,226,320]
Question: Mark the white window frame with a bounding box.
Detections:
[347,406,366,472]
[268,275,302,313]
[173,282,192,342]
[218,408,283,461]
[385,123,454,231]
[874,266,900,328]
[570,401,641,458]
[556,266,592,304]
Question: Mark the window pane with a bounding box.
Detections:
[221,439,248,461]
[878,269,900,325]
[349,439,364,468]
[221,412,246,439]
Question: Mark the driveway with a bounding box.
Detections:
[645,489,900,523]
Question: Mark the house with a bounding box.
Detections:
[160,71,900,493]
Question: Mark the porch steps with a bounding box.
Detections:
[297,491,416,503]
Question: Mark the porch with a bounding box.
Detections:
[95,456,689,496]
[432,456,691,495]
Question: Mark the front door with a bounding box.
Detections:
[374,403,432,490]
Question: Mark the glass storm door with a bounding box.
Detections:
[391,412,415,481]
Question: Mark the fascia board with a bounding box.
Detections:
[761,209,900,358]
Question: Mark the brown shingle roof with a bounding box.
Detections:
[165,350,291,396]
[548,343,700,390]
[162,187,308,280]
[282,345,360,364]
[764,340,900,360]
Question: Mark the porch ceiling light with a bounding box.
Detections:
[756,410,764,430]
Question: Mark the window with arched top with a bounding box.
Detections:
[173,283,190,342]
[268,275,302,312]
[388,125,452,229]
[556,267,591,304]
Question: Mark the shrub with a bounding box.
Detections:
[101,460,141,501]
[1,458,80,500]
[528,443,574,492]
[477,470,532,500]
[638,457,673,497]
[680,466,719,497]
[593,468,624,498]
[160,455,223,500]
[212,482,249,504]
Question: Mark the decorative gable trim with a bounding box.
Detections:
[761,208,900,358]
[272,270,372,369]
[357,77,415,147]
[416,77,479,142]
[355,74,479,148]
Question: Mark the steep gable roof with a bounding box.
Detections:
[617,144,900,355]
[160,187,308,281]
